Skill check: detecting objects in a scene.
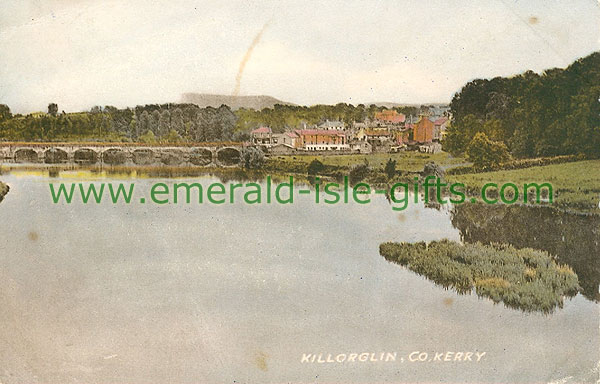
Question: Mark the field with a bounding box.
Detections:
[449,159,600,212]
[267,152,599,213]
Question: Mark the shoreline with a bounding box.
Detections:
[0,181,8,202]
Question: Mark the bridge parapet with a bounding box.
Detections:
[0,142,245,167]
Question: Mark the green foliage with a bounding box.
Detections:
[422,161,445,178]
[384,158,397,179]
[47,103,58,116]
[164,129,182,143]
[450,52,600,158]
[241,147,265,169]
[466,132,511,170]
[0,103,238,143]
[139,130,157,144]
[349,161,370,184]
[442,114,481,155]
[0,104,11,122]
[307,159,325,175]
[379,240,580,313]
[446,154,581,175]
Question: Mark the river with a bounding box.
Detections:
[0,168,597,383]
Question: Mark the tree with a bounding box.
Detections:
[466,132,512,170]
[48,103,58,116]
[0,104,11,122]
[307,159,325,175]
[384,158,397,179]
[171,108,185,136]
[139,130,157,144]
[164,128,182,143]
[241,147,265,169]
[158,110,170,137]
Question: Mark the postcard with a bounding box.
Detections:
[0,1,599,383]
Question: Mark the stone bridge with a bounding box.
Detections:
[0,142,246,167]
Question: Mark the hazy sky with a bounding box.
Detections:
[1,0,599,113]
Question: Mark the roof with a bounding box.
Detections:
[295,129,346,136]
[284,131,299,138]
[374,110,405,123]
[251,126,271,134]
[434,117,449,125]
[365,129,392,136]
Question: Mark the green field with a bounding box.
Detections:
[268,152,599,213]
[450,159,600,212]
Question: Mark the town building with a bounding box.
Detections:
[374,110,405,125]
[251,126,272,146]
[294,129,349,151]
[350,140,372,154]
[318,120,345,131]
[433,117,449,141]
[413,116,435,143]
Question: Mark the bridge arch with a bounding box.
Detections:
[216,147,241,167]
[132,148,156,165]
[160,149,185,166]
[44,148,68,164]
[188,148,213,166]
[73,148,98,164]
[14,148,40,163]
[102,148,128,165]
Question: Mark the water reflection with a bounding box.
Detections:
[451,204,600,302]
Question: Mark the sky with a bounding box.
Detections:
[0,0,599,113]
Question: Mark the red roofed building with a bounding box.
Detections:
[374,110,406,125]
[294,129,349,151]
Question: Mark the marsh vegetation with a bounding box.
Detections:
[379,240,580,313]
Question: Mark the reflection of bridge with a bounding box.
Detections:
[0,142,245,167]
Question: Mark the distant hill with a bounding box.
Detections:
[181,93,295,110]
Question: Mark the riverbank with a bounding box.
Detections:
[0,181,8,202]
[449,159,600,214]
[265,154,599,214]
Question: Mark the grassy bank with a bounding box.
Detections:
[266,152,466,173]
[449,159,600,213]
[379,240,580,313]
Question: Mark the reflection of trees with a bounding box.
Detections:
[451,204,600,301]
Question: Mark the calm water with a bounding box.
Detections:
[0,168,598,384]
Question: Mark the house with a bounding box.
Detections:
[374,110,405,125]
[270,143,296,155]
[318,120,345,131]
[251,126,272,146]
[364,129,393,143]
[413,116,434,143]
[280,131,300,147]
[350,140,372,154]
[394,130,411,145]
[433,117,449,140]
[294,129,349,151]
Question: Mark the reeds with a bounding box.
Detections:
[379,240,580,313]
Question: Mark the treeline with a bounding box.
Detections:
[444,51,600,158]
[0,103,239,143]
[0,101,432,142]
[235,103,422,132]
